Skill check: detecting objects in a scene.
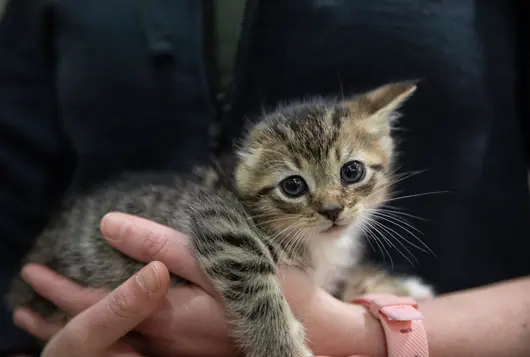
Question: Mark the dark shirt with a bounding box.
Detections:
[1,0,529,354]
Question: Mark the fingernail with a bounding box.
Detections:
[101,213,125,242]
[136,263,160,293]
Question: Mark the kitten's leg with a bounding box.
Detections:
[339,263,435,302]
[189,215,312,357]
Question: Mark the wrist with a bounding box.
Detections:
[304,290,387,357]
[352,294,430,357]
[278,267,387,357]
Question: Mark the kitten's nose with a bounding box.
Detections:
[318,205,344,222]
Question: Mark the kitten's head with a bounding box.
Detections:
[234,81,416,240]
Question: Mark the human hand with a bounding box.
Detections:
[15,213,243,357]
[14,261,170,357]
[16,212,384,357]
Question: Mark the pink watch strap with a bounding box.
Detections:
[352,294,429,357]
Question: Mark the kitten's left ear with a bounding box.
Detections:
[348,80,418,130]
[362,80,418,118]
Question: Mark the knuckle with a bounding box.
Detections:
[141,229,168,259]
[106,291,139,318]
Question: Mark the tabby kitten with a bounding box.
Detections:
[7,81,433,357]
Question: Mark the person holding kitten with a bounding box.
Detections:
[1,1,529,356]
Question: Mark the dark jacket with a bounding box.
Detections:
[1,0,529,354]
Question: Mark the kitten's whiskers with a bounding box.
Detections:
[377,191,448,205]
[358,215,394,269]
[256,215,305,226]
[283,225,308,262]
[363,215,417,267]
[272,221,309,263]
[367,209,434,256]
[377,207,427,222]
[363,170,427,204]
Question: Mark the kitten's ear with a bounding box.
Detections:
[361,80,418,117]
[347,81,418,127]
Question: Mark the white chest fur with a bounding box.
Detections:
[311,226,364,293]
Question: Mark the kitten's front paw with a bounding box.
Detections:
[289,345,313,357]
[288,320,313,357]
[246,317,312,357]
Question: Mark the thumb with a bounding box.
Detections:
[44,261,170,357]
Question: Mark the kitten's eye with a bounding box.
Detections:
[340,161,366,184]
[279,176,308,198]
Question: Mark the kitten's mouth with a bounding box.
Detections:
[321,223,347,235]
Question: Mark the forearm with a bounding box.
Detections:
[310,276,530,357]
[419,276,530,357]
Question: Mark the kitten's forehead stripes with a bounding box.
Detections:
[268,102,346,164]
[291,156,303,170]
[330,104,350,141]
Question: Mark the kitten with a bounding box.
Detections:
[7,81,434,357]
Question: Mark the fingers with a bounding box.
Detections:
[21,264,106,316]
[100,212,212,292]
[47,261,170,356]
[13,308,61,340]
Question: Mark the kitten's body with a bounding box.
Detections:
[7,82,434,357]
